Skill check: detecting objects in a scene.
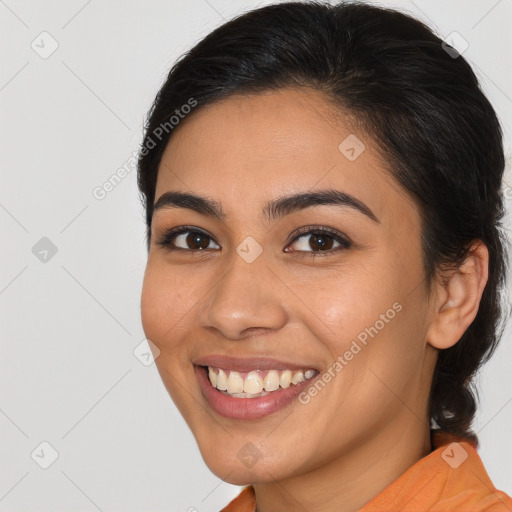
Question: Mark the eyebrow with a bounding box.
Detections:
[153,189,380,224]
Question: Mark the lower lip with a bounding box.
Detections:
[194,365,316,420]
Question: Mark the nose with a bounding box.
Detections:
[198,251,288,340]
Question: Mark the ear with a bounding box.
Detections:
[426,241,489,350]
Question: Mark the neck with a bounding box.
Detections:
[252,420,432,512]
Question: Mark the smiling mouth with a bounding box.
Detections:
[200,365,317,398]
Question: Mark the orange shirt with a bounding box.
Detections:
[221,431,512,511]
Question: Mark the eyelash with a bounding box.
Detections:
[155,225,352,257]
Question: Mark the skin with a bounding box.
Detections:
[140,87,489,512]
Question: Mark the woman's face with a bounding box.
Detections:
[141,88,438,484]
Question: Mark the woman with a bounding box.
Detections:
[137,2,512,510]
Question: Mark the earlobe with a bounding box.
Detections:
[426,241,489,350]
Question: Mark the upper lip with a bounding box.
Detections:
[193,354,318,372]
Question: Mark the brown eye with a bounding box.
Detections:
[157,227,221,251]
[285,228,351,254]
[308,233,335,251]
[184,232,211,250]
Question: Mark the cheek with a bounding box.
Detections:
[140,262,199,416]
[140,261,186,347]
[140,267,163,343]
[304,266,395,344]
[307,251,426,381]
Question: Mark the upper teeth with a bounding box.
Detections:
[208,367,316,396]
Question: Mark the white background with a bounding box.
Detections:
[1,0,511,510]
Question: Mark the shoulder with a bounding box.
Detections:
[363,432,512,511]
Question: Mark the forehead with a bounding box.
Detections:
[155,87,418,227]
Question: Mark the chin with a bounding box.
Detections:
[198,442,299,485]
